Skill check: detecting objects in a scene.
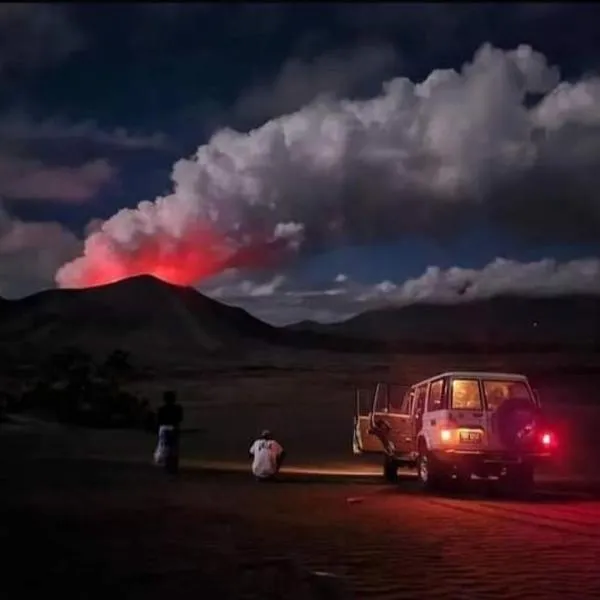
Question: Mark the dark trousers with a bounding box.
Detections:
[163,429,180,474]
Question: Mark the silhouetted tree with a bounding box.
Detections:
[35,347,93,421]
[42,346,93,387]
[18,347,155,429]
[97,349,133,389]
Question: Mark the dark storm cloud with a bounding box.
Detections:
[0,203,81,298]
[0,4,83,80]
[0,112,169,151]
[0,155,115,203]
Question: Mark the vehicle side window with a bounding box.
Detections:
[427,379,445,412]
[395,388,413,415]
[451,379,482,410]
[388,385,408,414]
[355,389,373,417]
[373,382,389,413]
[482,380,533,412]
[414,385,427,414]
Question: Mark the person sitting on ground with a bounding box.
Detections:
[249,429,286,481]
[155,390,184,474]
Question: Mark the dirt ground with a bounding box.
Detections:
[3,365,600,598]
[2,457,600,599]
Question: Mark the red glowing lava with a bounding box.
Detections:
[56,226,291,289]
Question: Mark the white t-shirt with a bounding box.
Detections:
[249,438,284,478]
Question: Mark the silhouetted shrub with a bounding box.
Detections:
[20,348,153,429]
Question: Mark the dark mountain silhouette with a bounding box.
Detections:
[0,276,379,369]
[287,295,600,352]
[1,277,599,373]
[0,276,282,365]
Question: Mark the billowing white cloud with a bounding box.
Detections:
[358,258,600,304]
[533,79,600,131]
[55,43,600,294]
[208,272,286,299]
[199,257,600,325]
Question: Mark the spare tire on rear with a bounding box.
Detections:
[494,397,542,451]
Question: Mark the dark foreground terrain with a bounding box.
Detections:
[3,362,600,599]
[2,453,600,599]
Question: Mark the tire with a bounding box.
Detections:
[501,463,534,498]
[417,446,449,492]
[383,455,398,482]
[496,398,542,451]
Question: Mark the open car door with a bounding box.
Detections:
[352,385,385,454]
[353,384,386,455]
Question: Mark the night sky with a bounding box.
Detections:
[2,3,600,324]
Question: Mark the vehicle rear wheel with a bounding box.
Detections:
[417,447,449,492]
[383,455,398,482]
[502,463,534,498]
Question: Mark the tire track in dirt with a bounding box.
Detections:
[478,499,600,528]
[329,489,600,599]
[537,501,600,519]
[414,494,597,598]
[423,496,600,538]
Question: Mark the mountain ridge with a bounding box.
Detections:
[288,293,600,348]
[1,276,599,371]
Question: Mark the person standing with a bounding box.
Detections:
[155,390,184,474]
[249,429,285,481]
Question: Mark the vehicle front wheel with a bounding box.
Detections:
[383,455,398,482]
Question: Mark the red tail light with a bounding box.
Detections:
[541,432,553,447]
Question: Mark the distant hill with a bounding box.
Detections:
[286,295,600,352]
[1,278,599,374]
[0,276,384,370]
[0,276,285,366]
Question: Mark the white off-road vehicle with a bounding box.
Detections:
[353,371,555,494]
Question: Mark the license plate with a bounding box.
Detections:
[460,431,482,443]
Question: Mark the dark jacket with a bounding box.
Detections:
[157,403,183,428]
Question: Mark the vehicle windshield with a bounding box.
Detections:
[482,380,533,412]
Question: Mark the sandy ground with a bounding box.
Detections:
[3,368,600,598]
[2,456,600,599]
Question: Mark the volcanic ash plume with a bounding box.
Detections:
[56,204,304,288]
[56,43,600,289]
